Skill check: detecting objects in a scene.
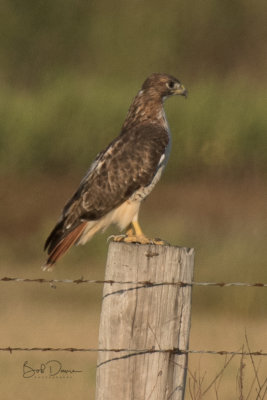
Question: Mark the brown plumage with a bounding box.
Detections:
[43,73,187,270]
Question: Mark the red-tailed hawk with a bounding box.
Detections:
[43,73,187,270]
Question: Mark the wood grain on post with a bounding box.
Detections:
[95,242,194,400]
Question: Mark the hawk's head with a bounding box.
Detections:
[142,73,187,100]
[122,73,187,131]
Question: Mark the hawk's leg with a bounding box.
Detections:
[110,219,166,245]
[122,220,151,244]
[123,220,165,245]
[108,226,134,243]
[126,227,134,236]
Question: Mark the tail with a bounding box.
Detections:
[43,221,87,271]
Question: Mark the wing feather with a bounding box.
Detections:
[81,124,169,218]
[44,123,169,262]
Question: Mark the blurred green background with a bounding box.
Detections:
[1,1,267,399]
[1,0,267,177]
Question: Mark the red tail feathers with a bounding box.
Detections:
[42,222,87,270]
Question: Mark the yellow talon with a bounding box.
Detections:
[109,221,167,245]
[152,238,166,245]
[123,235,151,244]
[107,234,126,242]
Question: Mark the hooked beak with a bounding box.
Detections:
[174,83,188,98]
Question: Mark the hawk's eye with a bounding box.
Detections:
[167,81,175,89]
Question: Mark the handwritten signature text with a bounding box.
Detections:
[23,360,82,378]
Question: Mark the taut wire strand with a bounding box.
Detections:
[0,346,266,356]
[0,276,267,288]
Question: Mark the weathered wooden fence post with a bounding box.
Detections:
[95,242,194,400]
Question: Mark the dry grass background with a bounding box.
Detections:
[1,174,267,399]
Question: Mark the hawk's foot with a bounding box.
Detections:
[108,234,150,244]
[108,235,167,245]
[107,234,126,242]
[108,222,168,245]
[118,235,167,245]
[123,234,151,244]
[151,238,167,245]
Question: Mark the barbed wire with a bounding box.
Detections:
[1,277,266,358]
[0,346,266,357]
[0,276,267,288]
